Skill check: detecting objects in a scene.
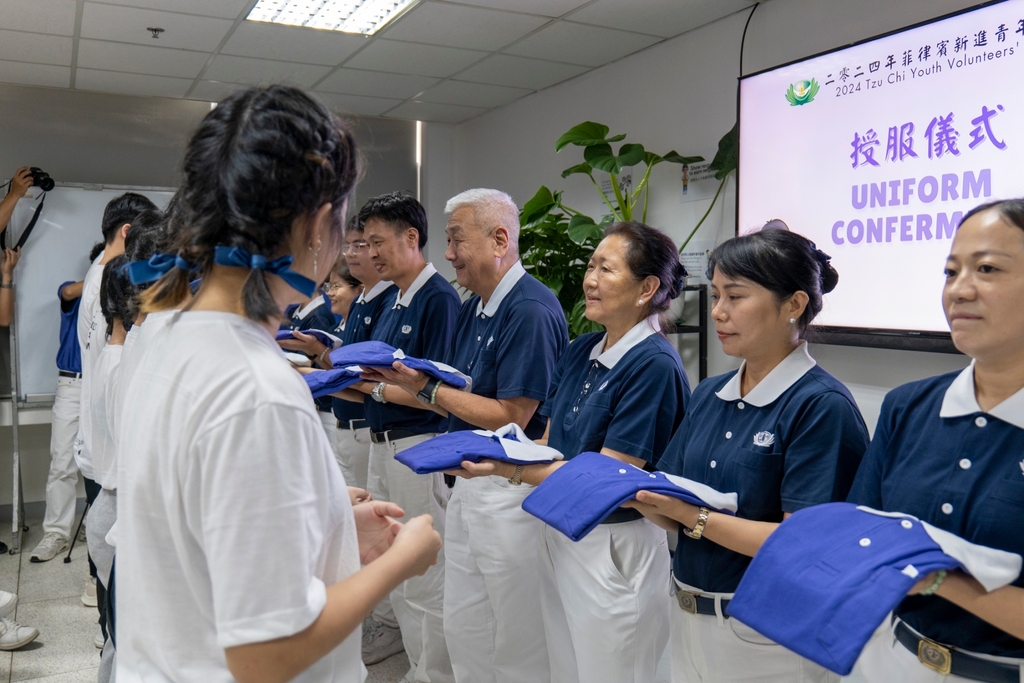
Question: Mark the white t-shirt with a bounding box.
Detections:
[108,323,141,446]
[116,310,363,683]
[73,254,106,480]
[90,343,122,491]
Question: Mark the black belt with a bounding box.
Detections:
[601,508,644,525]
[894,619,1020,682]
[673,586,731,617]
[317,403,334,413]
[58,370,82,379]
[370,429,420,444]
[337,419,369,430]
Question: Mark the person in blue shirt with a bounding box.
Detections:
[455,221,689,683]
[847,199,1024,683]
[363,188,568,683]
[335,191,459,683]
[628,227,869,683]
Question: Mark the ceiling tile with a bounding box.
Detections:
[570,0,755,39]
[92,0,252,19]
[75,68,193,98]
[220,22,369,66]
[417,80,532,108]
[0,30,73,66]
[456,53,589,90]
[447,0,590,17]
[503,21,662,67]
[386,100,488,124]
[0,60,70,88]
[313,92,405,117]
[381,2,549,51]
[317,68,439,99]
[203,55,332,88]
[344,39,488,78]
[0,0,78,36]
[187,80,248,102]
[80,3,235,52]
[77,40,210,79]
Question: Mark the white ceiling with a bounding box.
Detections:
[0,0,757,123]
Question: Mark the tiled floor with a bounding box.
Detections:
[1,513,410,683]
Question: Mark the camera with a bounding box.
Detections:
[29,167,54,192]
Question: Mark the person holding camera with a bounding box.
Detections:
[0,168,32,238]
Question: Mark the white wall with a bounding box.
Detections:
[449,0,980,432]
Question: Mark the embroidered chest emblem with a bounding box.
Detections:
[599,381,609,391]
[401,324,412,334]
[364,316,371,325]
[752,431,775,448]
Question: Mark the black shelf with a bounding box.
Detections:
[666,283,708,382]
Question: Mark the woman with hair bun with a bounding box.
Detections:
[454,220,691,682]
[116,85,441,683]
[629,225,869,683]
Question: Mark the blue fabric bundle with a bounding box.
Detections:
[395,424,562,475]
[303,367,363,399]
[328,340,470,390]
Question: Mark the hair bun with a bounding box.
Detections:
[821,263,839,293]
[667,260,687,299]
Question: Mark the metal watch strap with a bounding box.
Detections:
[683,506,710,540]
[509,464,525,485]
[371,381,388,403]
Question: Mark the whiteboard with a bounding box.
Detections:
[9,185,174,401]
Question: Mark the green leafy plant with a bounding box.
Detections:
[519,121,738,337]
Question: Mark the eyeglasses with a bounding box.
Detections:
[343,241,369,253]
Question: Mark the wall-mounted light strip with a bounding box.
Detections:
[247,0,418,35]
[415,120,422,201]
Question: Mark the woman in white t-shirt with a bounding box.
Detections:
[115,85,441,683]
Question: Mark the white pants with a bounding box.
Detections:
[847,617,1024,683]
[85,488,116,588]
[335,425,371,490]
[542,518,670,683]
[367,434,452,683]
[670,581,837,683]
[43,376,81,538]
[443,477,552,683]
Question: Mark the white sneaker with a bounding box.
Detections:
[81,577,97,608]
[362,617,404,665]
[29,532,69,563]
[0,591,16,619]
[0,617,39,650]
[77,524,87,544]
[94,625,104,649]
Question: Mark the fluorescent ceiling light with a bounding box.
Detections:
[247,0,417,35]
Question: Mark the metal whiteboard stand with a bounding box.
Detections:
[9,299,26,555]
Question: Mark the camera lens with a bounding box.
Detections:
[29,167,55,192]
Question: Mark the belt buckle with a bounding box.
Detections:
[676,590,699,614]
[917,637,952,676]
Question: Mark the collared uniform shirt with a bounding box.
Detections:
[332,280,398,425]
[540,316,689,463]
[366,264,460,434]
[74,253,106,479]
[286,293,341,412]
[848,361,1024,657]
[446,262,568,439]
[659,343,869,593]
[56,280,82,374]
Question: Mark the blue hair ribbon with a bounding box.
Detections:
[213,245,317,297]
[127,253,197,285]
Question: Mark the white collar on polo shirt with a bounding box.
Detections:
[588,314,661,369]
[939,360,1024,430]
[358,279,394,305]
[393,263,437,309]
[477,261,526,318]
[716,342,817,407]
[294,293,326,320]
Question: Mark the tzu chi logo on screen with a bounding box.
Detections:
[785,78,819,106]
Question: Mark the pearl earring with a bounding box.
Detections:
[638,299,644,306]
[789,318,796,324]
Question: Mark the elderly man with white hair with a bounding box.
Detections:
[369,188,568,682]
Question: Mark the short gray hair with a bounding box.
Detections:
[444,188,520,253]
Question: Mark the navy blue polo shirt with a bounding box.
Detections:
[446,263,568,439]
[659,344,869,594]
[848,363,1024,657]
[56,281,82,374]
[540,317,689,463]
[285,293,339,411]
[365,264,460,435]
[332,281,398,425]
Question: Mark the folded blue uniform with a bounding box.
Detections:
[276,329,342,349]
[303,367,363,399]
[522,451,738,542]
[395,423,562,475]
[328,340,471,390]
[727,503,1022,675]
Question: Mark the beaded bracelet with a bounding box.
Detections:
[920,569,947,596]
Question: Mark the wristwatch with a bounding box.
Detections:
[371,381,389,404]
[417,378,441,405]
[682,507,710,540]
[509,464,525,486]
